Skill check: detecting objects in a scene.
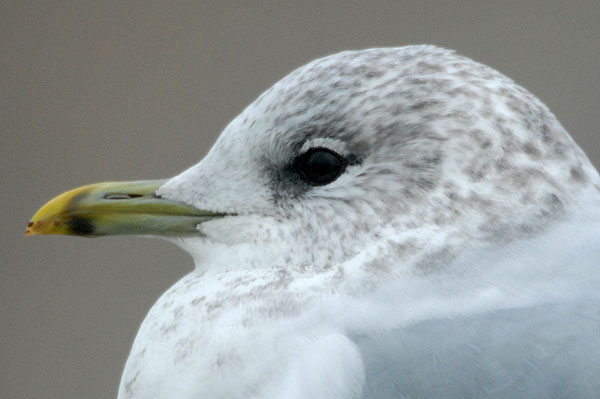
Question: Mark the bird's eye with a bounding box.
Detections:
[295,148,348,186]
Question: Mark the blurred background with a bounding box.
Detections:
[2,1,599,398]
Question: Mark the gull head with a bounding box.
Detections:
[28,46,599,272]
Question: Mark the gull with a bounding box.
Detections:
[27,46,600,398]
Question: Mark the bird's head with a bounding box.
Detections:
[27,46,598,272]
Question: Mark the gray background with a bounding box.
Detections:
[2,1,599,398]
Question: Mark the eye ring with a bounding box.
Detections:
[294,147,348,186]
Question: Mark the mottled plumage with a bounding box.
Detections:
[117,46,600,398]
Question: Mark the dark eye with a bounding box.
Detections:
[295,148,347,185]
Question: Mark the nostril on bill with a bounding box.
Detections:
[104,194,143,200]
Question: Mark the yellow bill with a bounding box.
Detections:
[26,180,225,237]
